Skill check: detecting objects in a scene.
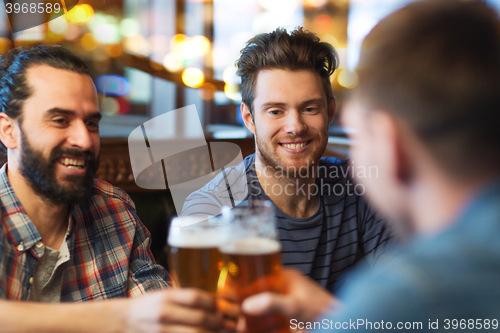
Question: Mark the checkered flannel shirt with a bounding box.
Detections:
[0,164,170,301]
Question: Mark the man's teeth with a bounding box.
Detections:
[282,142,307,149]
[59,158,85,169]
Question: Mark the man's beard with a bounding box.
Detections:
[19,128,100,205]
[254,129,324,179]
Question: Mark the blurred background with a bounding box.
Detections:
[2,0,499,264]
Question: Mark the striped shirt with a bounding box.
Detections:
[182,154,395,292]
[0,164,169,301]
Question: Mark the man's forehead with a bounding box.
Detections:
[253,69,327,105]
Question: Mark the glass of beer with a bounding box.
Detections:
[218,200,289,333]
[167,216,228,294]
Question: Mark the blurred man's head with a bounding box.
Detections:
[343,0,500,235]
[237,28,338,174]
[0,46,101,205]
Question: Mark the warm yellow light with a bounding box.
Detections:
[190,35,211,56]
[338,69,358,89]
[182,68,205,88]
[81,33,98,51]
[305,0,328,8]
[224,84,241,100]
[68,4,94,24]
[105,44,123,58]
[124,34,148,54]
[171,34,188,53]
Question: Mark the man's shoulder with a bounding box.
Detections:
[88,179,136,209]
[180,155,252,216]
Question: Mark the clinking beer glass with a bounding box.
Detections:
[218,200,289,333]
[168,216,227,294]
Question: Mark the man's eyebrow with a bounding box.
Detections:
[299,97,325,107]
[261,102,287,109]
[45,108,102,120]
[260,98,325,110]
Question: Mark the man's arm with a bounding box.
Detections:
[0,288,225,333]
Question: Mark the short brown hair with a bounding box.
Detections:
[356,0,500,177]
[236,27,338,116]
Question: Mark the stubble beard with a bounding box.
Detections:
[254,129,325,180]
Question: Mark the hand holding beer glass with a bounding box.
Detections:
[218,201,289,333]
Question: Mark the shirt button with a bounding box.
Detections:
[35,241,44,249]
[17,243,24,252]
[29,277,33,285]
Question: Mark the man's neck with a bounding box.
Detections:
[409,169,491,236]
[254,153,319,219]
[7,167,69,250]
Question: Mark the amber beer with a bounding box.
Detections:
[219,237,289,333]
[168,219,226,294]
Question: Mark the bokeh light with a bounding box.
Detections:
[223,66,239,85]
[81,33,99,51]
[163,52,184,72]
[48,16,68,34]
[305,0,328,8]
[337,69,358,89]
[67,4,94,24]
[100,96,120,115]
[224,84,241,101]
[182,67,205,88]
[314,14,333,32]
[124,34,148,54]
[120,18,140,37]
[199,82,217,100]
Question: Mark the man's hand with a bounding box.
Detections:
[128,288,225,333]
[241,269,338,324]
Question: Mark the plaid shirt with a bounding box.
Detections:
[0,164,170,301]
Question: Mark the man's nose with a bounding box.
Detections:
[67,121,93,151]
[283,111,307,136]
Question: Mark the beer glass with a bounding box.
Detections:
[218,201,289,333]
[168,216,228,294]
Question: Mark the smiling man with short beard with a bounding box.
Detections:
[182,27,395,294]
[0,46,225,333]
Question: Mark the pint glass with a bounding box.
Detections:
[168,217,227,294]
[218,201,289,333]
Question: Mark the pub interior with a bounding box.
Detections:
[2,0,500,332]
[0,0,363,268]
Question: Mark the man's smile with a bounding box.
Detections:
[57,156,86,170]
[279,140,312,152]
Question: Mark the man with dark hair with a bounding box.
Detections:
[0,45,223,332]
[241,0,500,329]
[182,27,394,292]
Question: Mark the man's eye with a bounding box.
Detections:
[304,107,318,113]
[87,121,99,130]
[53,118,68,125]
[269,110,282,115]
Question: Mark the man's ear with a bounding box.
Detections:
[241,103,256,135]
[0,113,18,150]
[328,97,336,125]
[370,110,412,185]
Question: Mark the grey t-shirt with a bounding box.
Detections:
[29,240,70,302]
[182,154,395,292]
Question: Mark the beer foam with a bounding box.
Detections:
[168,227,227,248]
[219,237,281,255]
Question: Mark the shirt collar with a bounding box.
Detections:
[0,163,43,252]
